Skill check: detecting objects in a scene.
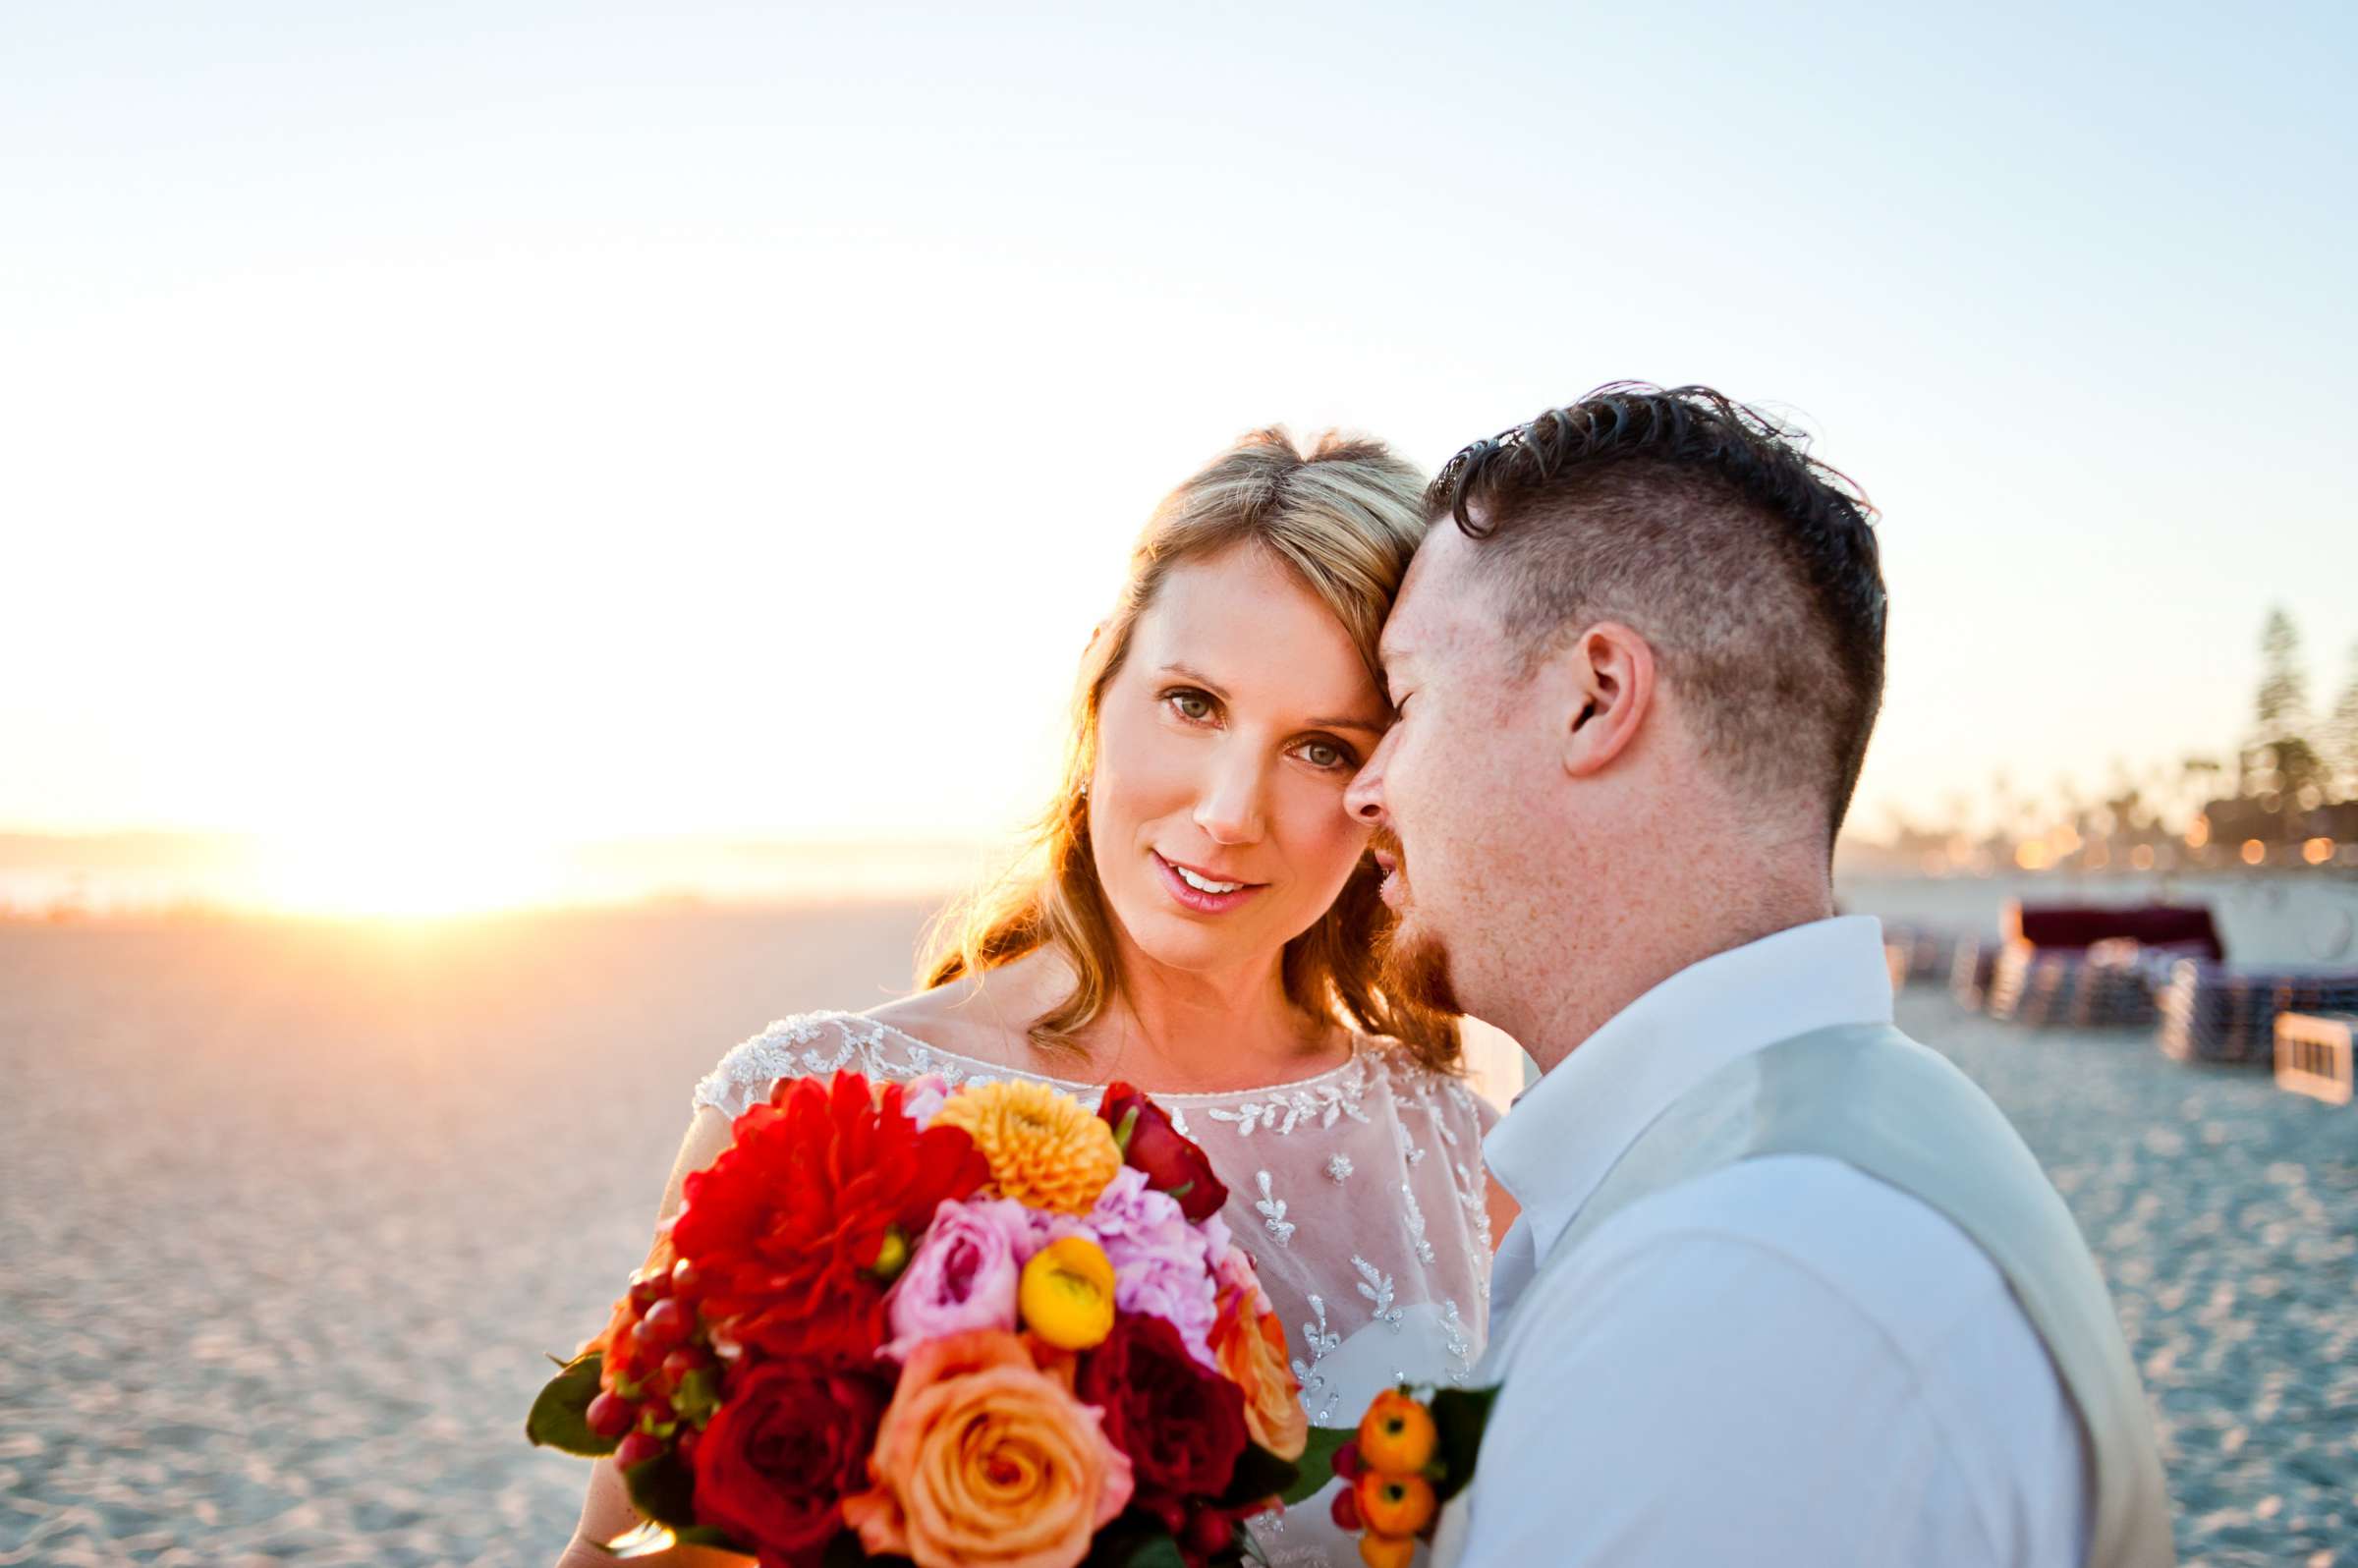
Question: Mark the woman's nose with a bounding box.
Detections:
[1193,748,1267,845]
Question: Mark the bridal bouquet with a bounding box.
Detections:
[529,1070,1315,1568]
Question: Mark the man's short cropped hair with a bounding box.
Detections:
[1428,382,1886,840]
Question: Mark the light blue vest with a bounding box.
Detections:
[1444,1023,2174,1568]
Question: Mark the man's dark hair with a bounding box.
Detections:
[1427,382,1886,842]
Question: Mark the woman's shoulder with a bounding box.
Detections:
[688,969,1059,1121]
[687,1010,903,1120]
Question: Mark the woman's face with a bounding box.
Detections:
[1089,543,1390,980]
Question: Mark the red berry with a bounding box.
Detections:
[633,1298,690,1354]
[628,1269,670,1311]
[586,1392,636,1439]
[660,1346,711,1380]
[1184,1509,1235,1555]
[675,1428,701,1465]
[669,1258,702,1297]
[1330,1484,1363,1533]
[614,1429,664,1469]
[1332,1438,1366,1481]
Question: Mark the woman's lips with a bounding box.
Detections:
[1151,851,1265,916]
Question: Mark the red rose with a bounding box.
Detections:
[1097,1082,1229,1223]
[670,1072,988,1362]
[693,1361,891,1568]
[1077,1312,1250,1540]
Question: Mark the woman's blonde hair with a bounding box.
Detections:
[920,427,1460,1070]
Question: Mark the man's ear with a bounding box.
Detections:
[1559,622,1656,778]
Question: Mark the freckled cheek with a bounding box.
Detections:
[1093,711,1200,836]
[1269,780,1371,902]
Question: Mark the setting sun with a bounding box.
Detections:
[245,828,564,919]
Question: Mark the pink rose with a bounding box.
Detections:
[883,1197,1030,1360]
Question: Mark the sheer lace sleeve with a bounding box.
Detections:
[689,1012,898,1120]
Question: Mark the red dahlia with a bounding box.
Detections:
[668,1072,988,1362]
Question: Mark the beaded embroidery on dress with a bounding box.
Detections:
[692,1010,1497,1568]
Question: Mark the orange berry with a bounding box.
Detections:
[1357,1389,1438,1476]
[1358,1532,1418,1568]
[1355,1470,1437,1538]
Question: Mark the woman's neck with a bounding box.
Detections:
[1073,932,1348,1094]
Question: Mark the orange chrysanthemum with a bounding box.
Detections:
[932,1081,1123,1215]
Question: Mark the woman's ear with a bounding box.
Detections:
[1560,622,1656,778]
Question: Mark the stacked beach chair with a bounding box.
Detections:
[1985,903,2223,1030]
[1881,923,1971,984]
[1950,935,2000,1010]
[2158,964,2358,1066]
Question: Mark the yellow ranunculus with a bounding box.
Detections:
[931,1080,1123,1214]
[1019,1236,1117,1351]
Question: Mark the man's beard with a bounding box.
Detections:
[1372,831,1461,1015]
[1379,914,1463,1016]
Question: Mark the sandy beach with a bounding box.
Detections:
[3,891,2353,1566]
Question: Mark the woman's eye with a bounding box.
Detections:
[1300,740,1350,771]
[1166,690,1216,723]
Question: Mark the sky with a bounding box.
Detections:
[7,2,2356,885]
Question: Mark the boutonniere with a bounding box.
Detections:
[1279,1383,1496,1566]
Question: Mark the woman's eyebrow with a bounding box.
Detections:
[1158,662,1386,736]
[1155,662,1229,697]
[1312,712,1389,736]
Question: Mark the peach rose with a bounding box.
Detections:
[1211,1271,1309,1462]
[841,1328,1134,1568]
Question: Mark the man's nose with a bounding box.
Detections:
[1194,747,1268,844]
[1344,733,1392,825]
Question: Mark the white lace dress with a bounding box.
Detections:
[691,1010,1498,1568]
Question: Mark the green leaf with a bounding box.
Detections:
[1278,1425,1356,1506]
[526,1351,617,1457]
[1428,1384,1499,1503]
[621,1446,699,1529]
[1080,1513,1184,1568]
[1120,1535,1188,1568]
[1219,1442,1300,1509]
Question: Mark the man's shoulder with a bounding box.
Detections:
[1533,1153,2020,1364]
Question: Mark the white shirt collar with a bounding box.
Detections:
[1484,915,1893,1261]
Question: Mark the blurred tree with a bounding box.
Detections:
[2330,641,2358,802]
[2248,607,2326,800]
[2256,606,2310,732]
